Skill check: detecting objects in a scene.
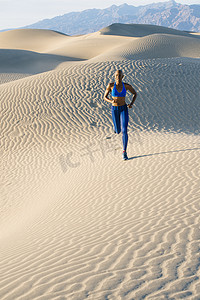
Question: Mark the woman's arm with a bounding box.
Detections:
[126,84,137,108]
[104,83,113,104]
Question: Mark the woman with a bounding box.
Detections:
[104,69,137,160]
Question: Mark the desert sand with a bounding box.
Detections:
[0,24,200,299]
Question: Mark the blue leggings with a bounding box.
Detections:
[111,104,129,152]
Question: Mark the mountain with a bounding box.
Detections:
[2,1,200,35]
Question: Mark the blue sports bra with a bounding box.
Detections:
[111,82,126,97]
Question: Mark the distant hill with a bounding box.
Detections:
[1,1,200,35]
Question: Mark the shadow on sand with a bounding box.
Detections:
[0,49,85,74]
[128,147,200,160]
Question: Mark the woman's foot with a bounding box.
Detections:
[122,151,128,160]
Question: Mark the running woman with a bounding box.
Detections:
[104,70,137,160]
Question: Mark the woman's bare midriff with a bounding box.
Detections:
[112,96,126,106]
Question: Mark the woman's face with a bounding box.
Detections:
[115,71,123,84]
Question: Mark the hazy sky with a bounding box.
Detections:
[1,0,200,30]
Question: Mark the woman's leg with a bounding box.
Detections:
[120,106,129,152]
[111,107,121,134]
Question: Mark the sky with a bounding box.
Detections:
[1,0,200,30]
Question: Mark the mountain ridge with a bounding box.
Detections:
[1,1,200,35]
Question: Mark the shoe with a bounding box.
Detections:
[122,151,128,160]
[113,126,116,133]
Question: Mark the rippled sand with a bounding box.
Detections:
[0,24,200,299]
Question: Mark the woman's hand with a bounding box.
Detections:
[127,104,133,109]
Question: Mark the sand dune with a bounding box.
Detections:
[0,24,200,299]
[0,29,69,52]
[46,32,132,60]
[99,23,197,38]
[93,33,200,61]
[0,29,132,60]
[0,24,199,79]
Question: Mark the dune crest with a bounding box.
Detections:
[99,23,196,38]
